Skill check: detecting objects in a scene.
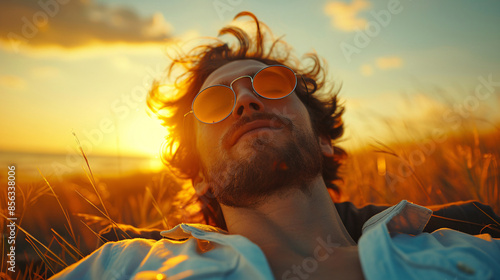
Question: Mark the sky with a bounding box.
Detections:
[1,0,499,166]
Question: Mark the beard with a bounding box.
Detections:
[202,113,323,208]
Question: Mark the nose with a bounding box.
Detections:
[230,77,264,119]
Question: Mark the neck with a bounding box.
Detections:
[220,175,356,259]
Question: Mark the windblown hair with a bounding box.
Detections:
[148,12,346,230]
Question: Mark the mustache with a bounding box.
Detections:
[222,112,294,147]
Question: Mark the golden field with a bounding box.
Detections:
[1,124,499,279]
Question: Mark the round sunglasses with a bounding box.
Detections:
[187,65,299,124]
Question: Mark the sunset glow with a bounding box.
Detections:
[1,0,499,174]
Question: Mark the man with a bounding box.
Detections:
[52,12,500,280]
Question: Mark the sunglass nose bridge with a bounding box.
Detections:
[229,75,253,89]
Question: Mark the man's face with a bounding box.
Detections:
[193,59,326,207]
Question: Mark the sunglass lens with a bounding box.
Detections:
[253,66,296,99]
[193,86,234,123]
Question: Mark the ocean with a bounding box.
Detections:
[0,150,164,183]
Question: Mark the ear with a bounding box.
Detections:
[193,172,209,196]
[318,134,334,157]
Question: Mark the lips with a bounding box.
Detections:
[229,119,282,146]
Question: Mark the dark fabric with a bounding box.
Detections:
[334,200,500,242]
[425,201,500,237]
[100,201,500,243]
[98,224,164,242]
[334,202,390,243]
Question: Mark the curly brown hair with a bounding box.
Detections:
[147,11,346,230]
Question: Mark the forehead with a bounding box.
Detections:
[201,59,268,88]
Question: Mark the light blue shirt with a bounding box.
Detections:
[359,200,500,280]
[51,200,500,279]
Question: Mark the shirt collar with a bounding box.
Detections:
[362,200,433,235]
[160,200,433,241]
[160,223,228,241]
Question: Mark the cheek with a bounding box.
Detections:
[195,124,225,163]
[278,95,314,132]
[195,126,210,159]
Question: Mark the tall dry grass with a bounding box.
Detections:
[0,156,189,279]
[340,128,500,215]
[1,95,499,279]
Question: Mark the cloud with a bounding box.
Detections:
[376,56,403,69]
[325,0,370,32]
[359,56,403,76]
[0,0,173,50]
[0,75,26,90]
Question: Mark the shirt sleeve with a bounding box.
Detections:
[50,225,275,280]
[359,201,500,280]
[50,239,157,280]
